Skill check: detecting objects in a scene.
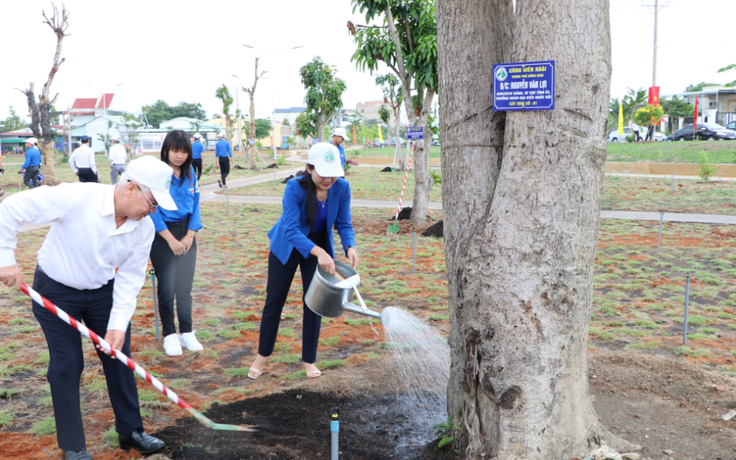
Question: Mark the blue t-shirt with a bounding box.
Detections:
[148,166,203,233]
[23,146,42,169]
[215,139,232,157]
[331,140,346,168]
[192,141,204,160]
[312,198,328,232]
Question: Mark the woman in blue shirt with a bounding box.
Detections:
[21,138,42,189]
[149,130,204,356]
[248,143,359,380]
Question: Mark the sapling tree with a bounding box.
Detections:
[349,0,437,226]
[215,84,234,142]
[243,57,267,169]
[438,0,637,457]
[294,57,346,143]
[17,3,70,183]
[375,73,403,165]
[633,104,664,141]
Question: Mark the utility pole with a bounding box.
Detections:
[644,0,668,86]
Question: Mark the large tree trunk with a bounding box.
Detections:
[438,0,634,458]
[408,91,434,227]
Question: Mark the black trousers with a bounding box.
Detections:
[150,219,197,337]
[78,167,98,183]
[24,165,40,188]
[218,156,230,185]
[258,231,326,364]
[192,158,202,181]
[31,266,142,452]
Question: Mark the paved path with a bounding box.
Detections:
[16,168,736,233]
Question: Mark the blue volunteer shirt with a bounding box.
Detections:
[192,141,204,160]
[149,166,203,233]
[22,146,42,169]
[312,198,328,232]
[331,141,346,168]
[215,139,232,158]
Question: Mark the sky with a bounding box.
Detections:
[1,0,735,122]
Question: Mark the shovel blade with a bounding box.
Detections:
[387,223,400,235]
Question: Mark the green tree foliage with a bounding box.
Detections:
[293,57,347,142]
[141,100,207,128]
[215,84,234,142]
[685,82,719,92]
[633,104,664,131]
[660,96,694,134]
[717,64,736,88]
[254,118,273,139]
[349,0,438,224]
[1,106,27,133]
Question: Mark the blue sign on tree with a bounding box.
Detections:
[492,61,555,112]
[406,127,424,140]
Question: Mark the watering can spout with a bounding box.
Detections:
[342,302,382,319]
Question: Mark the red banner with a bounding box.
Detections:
[693,96,699,130]
[648,86,660,106]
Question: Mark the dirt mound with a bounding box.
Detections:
[422,220,443,238]
[380,167,393,172]
[280,175,295,184]
[396,207,413,221]
[153,389,448,459]
[266,163,278,169]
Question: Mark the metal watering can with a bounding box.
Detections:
[305,260,382,319]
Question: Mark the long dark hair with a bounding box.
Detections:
[160,129,193,185]
[297,164,318,231]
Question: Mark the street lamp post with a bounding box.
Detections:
[231,74,242,151]
[242,44,303,160]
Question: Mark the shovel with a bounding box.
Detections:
[150,269,160,342]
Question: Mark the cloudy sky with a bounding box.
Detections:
[1,0,734,122]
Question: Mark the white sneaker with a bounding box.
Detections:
[179,332,204,352]
[163,334,183,356]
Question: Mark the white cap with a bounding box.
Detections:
[218,132,226,138]
[26,137,38,145]
[332,127,350,140]
[125,156,177,210]
[308,142,344,177]
[193,133,201,139]
[111,135,120,142]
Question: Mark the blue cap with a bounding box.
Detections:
[80,135,91,143]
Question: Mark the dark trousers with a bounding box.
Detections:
[78,167,98,183]
[24,165,40,188]
[192,158,202,181]
[218,156,230,185]
[31,266,142,452]
[258,231,326,364]
[150,219,197,337]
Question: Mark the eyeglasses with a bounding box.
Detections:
[133,182,158,210]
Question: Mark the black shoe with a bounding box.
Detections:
[118,429,165,454]
[218,179,222,188]
[64,449,92,460]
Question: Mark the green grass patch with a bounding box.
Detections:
[0,409,14,427]
[223,367,249,378]
[270,353,301,364]
[29,417,56,436]
[278,328,299,339]
[626,341,661,350]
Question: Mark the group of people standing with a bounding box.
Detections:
[0,128,358,459]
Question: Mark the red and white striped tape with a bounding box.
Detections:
[21,282,191,410]
[393,148,414,221]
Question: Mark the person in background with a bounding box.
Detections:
[69,136,98,183]
[248,142,358,381]
[330,127,349,170]
[149,130,204,357]
[20,137,42,189]
[191,133,204,181]
[0,146,5,197]
[214,132,232,188]
[0,155,175,460]
[108,136,127,184]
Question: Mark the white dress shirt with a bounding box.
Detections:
[0,183,155,332]
[108,143,127,165]
[69,145,97,173]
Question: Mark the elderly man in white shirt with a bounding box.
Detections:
[0,156,176,460]
[108,135,127,184]
[69,135,98,183]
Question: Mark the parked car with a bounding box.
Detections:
[387,137,406,147]
[369,138,385,148]
[653,132,666,142]
[607,126,646,143]
[725,120,736,132]
[672,123,736,141]
[431,140,440,146]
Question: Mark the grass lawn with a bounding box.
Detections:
[344,145,442,159]
[606,140,736,164]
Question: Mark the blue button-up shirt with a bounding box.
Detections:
[22,146,42,169]
[215,139,232,158]
[331,140,346,168]
[148,166,203,233]
[192,141,204,160]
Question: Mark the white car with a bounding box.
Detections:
[607,127,643,143]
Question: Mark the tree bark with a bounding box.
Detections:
[438,0,634,458]
[246,58,266,169]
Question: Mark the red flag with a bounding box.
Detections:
[352,124,356,145]
[648,86,660,106]
[693,96,698,131]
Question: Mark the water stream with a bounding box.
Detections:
[379,307,451,454]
